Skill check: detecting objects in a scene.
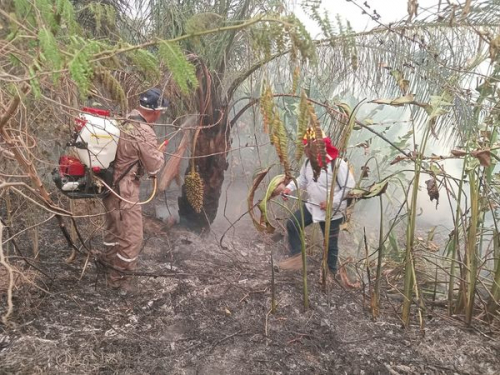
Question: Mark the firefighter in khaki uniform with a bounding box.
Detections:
[101,88,167,291]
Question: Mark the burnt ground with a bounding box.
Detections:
[1,212,500,375]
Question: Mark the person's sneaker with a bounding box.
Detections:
[278,254,303,270]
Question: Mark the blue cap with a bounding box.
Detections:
[139,88,169,111]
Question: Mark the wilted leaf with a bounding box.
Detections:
[338,103,352,118]
[451,149,467,157]
[390,155,407,165]
[430,163,442,175]
[354,142,370,156]
[348,181,389,199]
[424,94,452,120]
[425,178,439,207]
[471,149,491,167]
[361,165,370,178]
[348,188,368,198]
[365,181,389,198]
[390,70,410,94]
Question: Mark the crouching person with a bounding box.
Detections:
[278,128,355,278]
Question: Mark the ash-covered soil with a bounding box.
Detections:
[1,214,499,375]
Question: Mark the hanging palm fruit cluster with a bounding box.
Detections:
[297,91,326,181]
[185,170,204,213]
[260,82,292,180]
[247,82,294,231]
[295,90,309,161]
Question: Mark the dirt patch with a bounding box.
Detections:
[1,218,499,374]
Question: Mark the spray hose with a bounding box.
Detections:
[95,139,168,206]
[95,175,158,205]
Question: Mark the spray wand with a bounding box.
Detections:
[281,193,320,207]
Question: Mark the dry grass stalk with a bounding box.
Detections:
[0,220,14,324]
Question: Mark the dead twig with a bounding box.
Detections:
[0,220,14,324]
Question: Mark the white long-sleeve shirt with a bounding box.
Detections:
[286,159,355,222]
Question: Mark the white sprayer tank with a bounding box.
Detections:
[76,113,120,169]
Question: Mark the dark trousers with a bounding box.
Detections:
[286,205,343,273]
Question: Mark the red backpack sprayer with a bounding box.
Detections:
[52,107,120,199]
[52,107,168,201]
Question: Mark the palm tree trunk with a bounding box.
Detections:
[178,115,229,232]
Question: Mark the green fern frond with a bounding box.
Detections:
[88,3,102,32]
[13,0,36,27]
[55,0,76,32]
[125,49,160,84]
[251,25,273,59]
[38,28,61,70]
[285,14,317,63]
[93,67,128,113]
[13,0,30,19]
[35,0,57,32]
[158,41,198,94]
[9,54,22,67]
[104,4,116,26]
[302,0,336,45]
[29,66,42,99]
[185,13,222,34]
[69,40,100,97]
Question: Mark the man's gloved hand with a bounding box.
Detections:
[281,187,292,201]
[158,139,169,151]
[271,182,287,198]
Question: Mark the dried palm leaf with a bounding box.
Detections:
[157,116,198,191]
